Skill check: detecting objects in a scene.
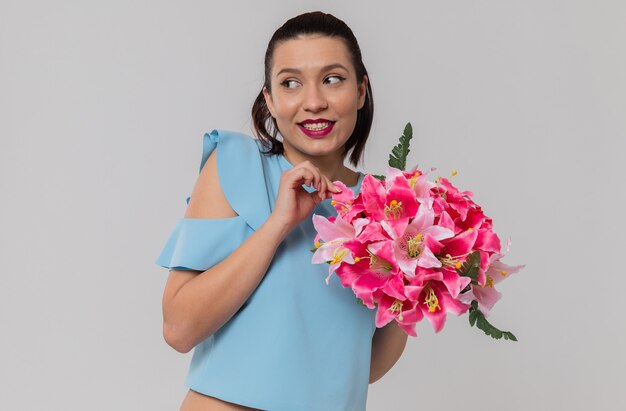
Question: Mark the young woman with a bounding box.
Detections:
[156,11,408,411]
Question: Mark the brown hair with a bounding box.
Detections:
[251,11,374,167]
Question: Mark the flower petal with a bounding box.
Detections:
[358,222,389,243]
[417,245,442,269]
[386,176,419,219]
[361,175,387,220]
[474,229,501,253]
[472,285,502,316]
[420,283,447,333]
[422,225,454,242]
[441,228,478,257]
[375,295,398,328]
[311,213,354,242]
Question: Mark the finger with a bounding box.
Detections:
[319,175,328,197]
[295,162,322,190]
[291,167,315,188]
[318,185,327,201]
[325,175,341,193]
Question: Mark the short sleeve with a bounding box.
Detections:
[155,129,271,271]
[155,217,253,271]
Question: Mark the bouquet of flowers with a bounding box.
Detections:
[311,123,524,339]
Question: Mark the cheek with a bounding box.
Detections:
[273,97,299,118]
[334,100,358,121]
[331,93,360,117]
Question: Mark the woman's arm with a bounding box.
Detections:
[369,321,409,383]
[162,150,337,353]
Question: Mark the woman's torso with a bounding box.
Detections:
[157,130,376,411]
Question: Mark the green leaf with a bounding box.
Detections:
[371,174,386,181]
[468,300,518,342]
[469,310,478,327]
[388,123,413,170]
[457,251,481,284]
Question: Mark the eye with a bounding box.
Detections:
[324,75,346,85]
[280,79,301,89]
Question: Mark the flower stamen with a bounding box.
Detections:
[423,284,441,313]
[439,253,462,269]
[330,248,349,265]
[366,248,393,272]
[408,171,422,188]
[406,234,424,258]
[384,199,404,219]
[389,299,404,321]
[331,199,352,213]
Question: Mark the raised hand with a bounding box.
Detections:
[268,160,341,234]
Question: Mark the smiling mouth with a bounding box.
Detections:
[299,120,335,131]
[297,119,335,138]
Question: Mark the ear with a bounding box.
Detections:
[357,75,368,110]
[263,86,276,118]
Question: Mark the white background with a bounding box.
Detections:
[1,1,624,410]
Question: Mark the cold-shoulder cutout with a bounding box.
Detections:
[155,130,270,271]
[191,129,271,230]
[184,148,238,219]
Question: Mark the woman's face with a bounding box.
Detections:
[263,35,368,165]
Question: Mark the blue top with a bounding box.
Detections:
[155,129,376,411]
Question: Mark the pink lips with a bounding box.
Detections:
[298,118,335,139]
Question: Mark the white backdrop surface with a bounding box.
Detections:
[1,1,624,410]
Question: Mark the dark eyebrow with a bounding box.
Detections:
[276,63,350,77]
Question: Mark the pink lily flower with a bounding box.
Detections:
[386,166,436,209]
[380,204,454,277]
[374,292,424,337]
[356,220,390,243]
[457,238,525,315]
[338,240,404,308]
[431,177,474,221]
[447,202,500,253]
[450,205,487,233]
[405,279,470,333]
[311,214,369,284]
[360,174,419,236]
[436,227,479,296]
[329,181,366,222]
[474,228,501,254]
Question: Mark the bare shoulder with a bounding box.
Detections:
[184,149,238,219]
[163,150,239,315]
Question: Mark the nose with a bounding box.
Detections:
[301,84,328,113]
